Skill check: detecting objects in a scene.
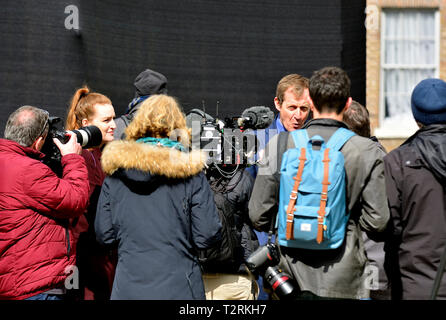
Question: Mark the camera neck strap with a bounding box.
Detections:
[267,211,277,245]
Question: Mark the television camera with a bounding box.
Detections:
[186,105,274,178]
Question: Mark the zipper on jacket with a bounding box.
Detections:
[65,227,71,257]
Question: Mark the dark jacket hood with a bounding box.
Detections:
[404,124,446,182]
[101,140,206,182]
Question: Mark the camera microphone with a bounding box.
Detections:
[237,106,275,129]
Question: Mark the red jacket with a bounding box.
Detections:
[0,139,90,299]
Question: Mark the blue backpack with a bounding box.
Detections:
[277,128,355,250]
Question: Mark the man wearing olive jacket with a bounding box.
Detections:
[249,67,389,299]
[0,106,90,300]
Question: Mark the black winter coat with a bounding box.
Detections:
[95,140,221,300]
[203,167,259,273]
[384,124,446,300]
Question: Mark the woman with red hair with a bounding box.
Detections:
[65,86,117,300]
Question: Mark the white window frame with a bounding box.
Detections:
[375,8,440,138]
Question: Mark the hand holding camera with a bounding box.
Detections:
[41,116,103,176]
[53,131,82,156]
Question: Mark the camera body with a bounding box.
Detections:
[41,116,102,176]
[246,243,299,299]
[246,242,280,271]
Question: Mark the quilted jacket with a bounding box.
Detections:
[0,139,90,299]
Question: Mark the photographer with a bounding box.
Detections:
[249,67,389,299]
[0,105,90,300]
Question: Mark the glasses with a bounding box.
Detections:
[37,110,49,138]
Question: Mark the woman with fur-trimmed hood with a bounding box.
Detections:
[95,95,221,300]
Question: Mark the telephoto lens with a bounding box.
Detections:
[42,118,103,177]
[264,266,299,299]
[65,125,103,149]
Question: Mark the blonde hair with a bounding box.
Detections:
[65,86,112,130]
[125,94,191,146]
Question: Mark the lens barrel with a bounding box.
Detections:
[264,266,297,299]
[69,125,103,149]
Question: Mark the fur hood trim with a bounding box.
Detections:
[101,140,206,179]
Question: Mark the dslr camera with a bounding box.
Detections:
[41,116,102,176]
[246,243,299,299]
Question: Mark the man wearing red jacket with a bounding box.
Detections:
[0,105,90,300]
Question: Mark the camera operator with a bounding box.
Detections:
[201,163,260,300]
[187,111,260,300]
[0,105,90,300]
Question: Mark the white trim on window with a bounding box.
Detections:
[375,8,440,139]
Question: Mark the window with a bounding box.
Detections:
[376,9,439,138]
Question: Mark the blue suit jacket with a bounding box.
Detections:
[246,114,283,179]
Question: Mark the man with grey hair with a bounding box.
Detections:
[0,105,90,300]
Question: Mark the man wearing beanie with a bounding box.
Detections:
[384,78,446,300]
[114,68,168,139]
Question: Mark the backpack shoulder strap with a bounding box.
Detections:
[290,129,310,148]
[276,131,290,169]
[326,128,356,151]
[273,130,304,182]
[285,147,307,240]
